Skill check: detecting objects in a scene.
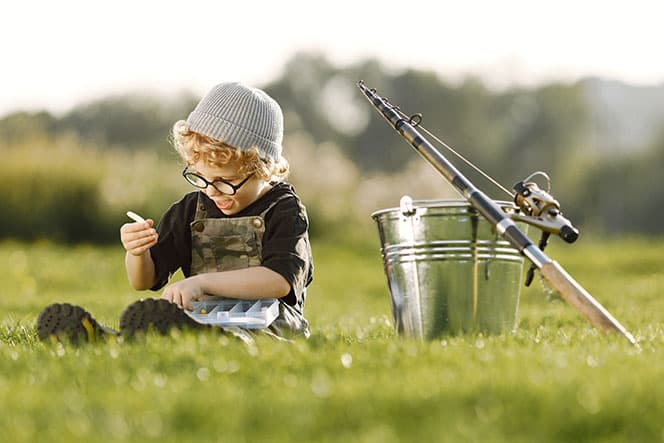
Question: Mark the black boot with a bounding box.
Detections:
[36,303,119,344]
[119,298,206,338]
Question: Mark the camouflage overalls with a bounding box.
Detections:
[190,193,310,338]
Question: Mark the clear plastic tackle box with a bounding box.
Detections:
[185,298,279,329]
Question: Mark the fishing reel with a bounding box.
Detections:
[509,172,579,286]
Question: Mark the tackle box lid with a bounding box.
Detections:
[185,298,279,329]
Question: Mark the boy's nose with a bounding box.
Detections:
[205,185,221,197]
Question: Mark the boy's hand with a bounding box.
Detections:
[160,277,204,311]
[120,220,158,256]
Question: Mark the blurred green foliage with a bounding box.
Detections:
[1,52,663,243]
[0,136,190,243]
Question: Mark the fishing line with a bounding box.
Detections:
[384,98,515,199]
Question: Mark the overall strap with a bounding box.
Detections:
[193,192,208,221]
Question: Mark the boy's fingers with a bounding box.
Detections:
[120,222,140,233]
[121,220,153,233]
[126,234,158,254]
[162,288,182,308]
[161,289,178,307]
[160,288,193,310]
[126,233,155,248]
[122,228,157,244]
[133,231,158,244]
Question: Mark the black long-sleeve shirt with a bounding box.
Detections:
[149,182,313,311]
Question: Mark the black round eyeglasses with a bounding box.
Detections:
[182,168,253,196]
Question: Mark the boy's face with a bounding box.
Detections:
[191,159,270,216]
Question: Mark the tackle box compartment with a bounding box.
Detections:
[186,298,279,329]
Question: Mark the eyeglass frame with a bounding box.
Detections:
[182,167,254,196]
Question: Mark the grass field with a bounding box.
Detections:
[1,236,663,442]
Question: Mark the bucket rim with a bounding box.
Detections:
[371,198,517,219]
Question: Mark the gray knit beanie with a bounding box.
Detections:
[186,82,284,162]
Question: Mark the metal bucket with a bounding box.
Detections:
[372,197,527,339]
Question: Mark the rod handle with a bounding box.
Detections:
[540,261,638,346]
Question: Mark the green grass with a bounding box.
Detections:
[1,237,663,442]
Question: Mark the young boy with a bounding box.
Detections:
[37,82,313,342]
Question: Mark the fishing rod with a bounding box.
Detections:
[357,80,637,346]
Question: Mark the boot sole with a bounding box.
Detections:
[119,298,206,337]
[36,303,117,344]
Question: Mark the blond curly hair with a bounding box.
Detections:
[170,120,289,181]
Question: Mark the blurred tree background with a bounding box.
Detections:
[1,52,663,243]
